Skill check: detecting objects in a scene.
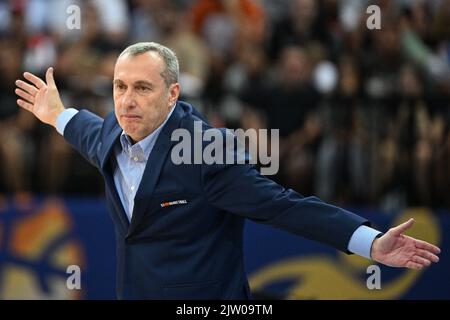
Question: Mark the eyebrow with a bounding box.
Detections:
[113,79,154,88]
[134,80,153,88]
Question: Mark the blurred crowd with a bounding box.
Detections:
[0,0,449,211]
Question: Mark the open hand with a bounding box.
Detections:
[15,67,65,128]
[371,218,441,270]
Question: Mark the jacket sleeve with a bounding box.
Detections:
[63,109,104,169]
[200,130,369,253]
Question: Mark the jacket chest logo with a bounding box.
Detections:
[160,200,188,208]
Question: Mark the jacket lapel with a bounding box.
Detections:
[127,104,185,237]
[99,121,130,233]
[104,164,131,234]
[99,121,123,171]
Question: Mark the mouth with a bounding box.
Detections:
[121,114,142,120]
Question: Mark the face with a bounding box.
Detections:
[113,52,180,142]
[279,47,310,86]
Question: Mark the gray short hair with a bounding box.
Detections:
[119,42,179,87]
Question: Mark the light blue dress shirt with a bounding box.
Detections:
[56,107,381,259]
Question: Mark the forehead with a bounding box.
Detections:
[114,52,164,82]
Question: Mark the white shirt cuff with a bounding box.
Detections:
[56,108,79,135]
[347,225,382,259]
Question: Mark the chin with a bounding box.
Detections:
[122,125,137,136]
[126,128,148,141]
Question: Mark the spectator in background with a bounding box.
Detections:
[159,2,211,103]
[269,0,329,61]
[0,43,31,194]
[360,17,405,210]
[316,55,370,205]
[0,6,37,196]
[190,0,265,59]
[263,45,321,195]
[129,0,169,43]
[189,0,266,123]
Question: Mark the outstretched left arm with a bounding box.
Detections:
[371,218,441,269]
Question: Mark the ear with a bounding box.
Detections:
[168,83,180,106]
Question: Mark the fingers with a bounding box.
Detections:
[406,246,440,270]
[17,99,33,111]
[415,239,441,255]
[405,261,424,270]
[45,67,56,88]
[415,248,440,263]
[390,218,414,236]
[15,88,35,104]
[411,255,431,267]
[15,79,38,96]
[23,71,46,89]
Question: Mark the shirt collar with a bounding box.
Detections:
[120,104,176,161]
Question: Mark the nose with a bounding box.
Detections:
[120,88,138,110]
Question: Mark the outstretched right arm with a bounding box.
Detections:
[16,67,104,168]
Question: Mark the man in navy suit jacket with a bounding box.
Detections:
[15,42,440,299]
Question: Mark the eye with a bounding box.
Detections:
[115,83,126,91]
[137,86,151,92]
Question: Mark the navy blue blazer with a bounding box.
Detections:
[63,100,368,299]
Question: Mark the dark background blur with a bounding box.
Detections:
[1,0,450,213]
